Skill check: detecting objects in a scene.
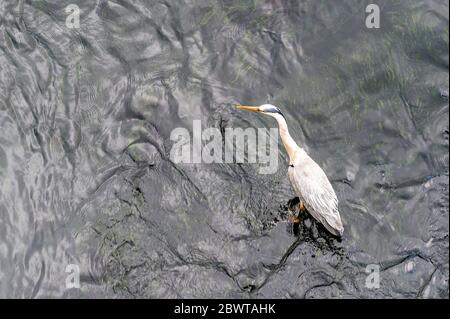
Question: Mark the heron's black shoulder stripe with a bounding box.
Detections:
[289,164,294,167]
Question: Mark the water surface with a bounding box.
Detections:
[0,0,448,298]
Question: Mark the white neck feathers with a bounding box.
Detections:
[271,113,300,163]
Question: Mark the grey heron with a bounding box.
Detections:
[236,104,344,237]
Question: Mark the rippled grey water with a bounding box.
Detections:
[0,0,448,298]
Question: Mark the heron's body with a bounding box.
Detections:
[288,148,343,236]
[237,104,344,236]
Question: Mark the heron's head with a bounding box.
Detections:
[236,104,285,119]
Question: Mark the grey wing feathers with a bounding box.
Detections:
[289,154,344,236]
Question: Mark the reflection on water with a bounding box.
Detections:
[0,0,448,298]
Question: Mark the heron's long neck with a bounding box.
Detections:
[275,115,299,163]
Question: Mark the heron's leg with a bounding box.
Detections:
[288,213,301,224]
[298,200,306,213]
[287,198,301,224]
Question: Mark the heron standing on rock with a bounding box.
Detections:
[236,104,344,237]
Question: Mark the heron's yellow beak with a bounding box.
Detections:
[236,105,260,112]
